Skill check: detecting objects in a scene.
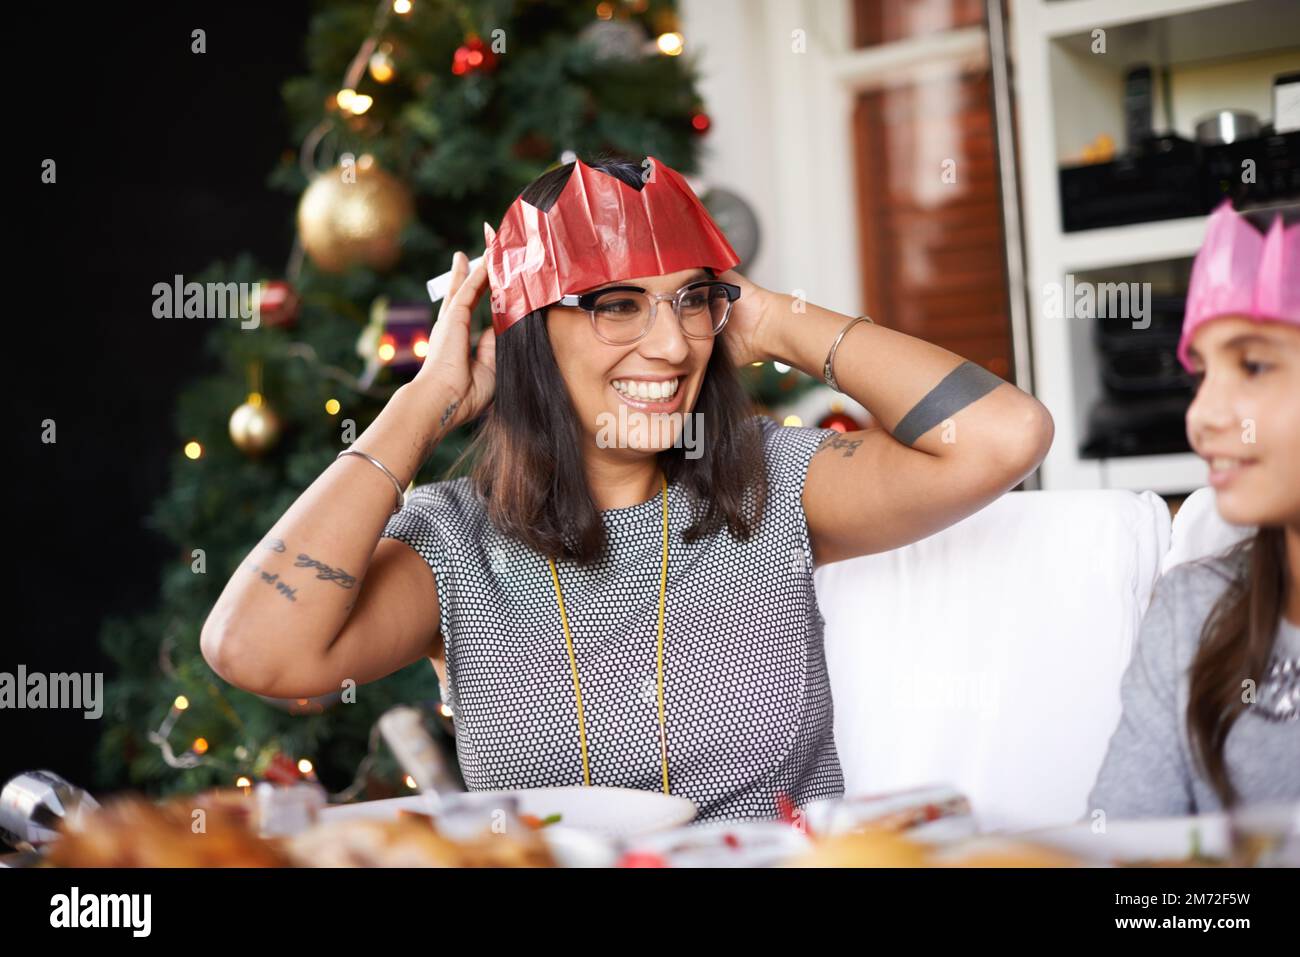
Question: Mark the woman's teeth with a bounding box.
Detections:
[612,377,680,401]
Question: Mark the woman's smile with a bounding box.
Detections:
[608,374,687,413]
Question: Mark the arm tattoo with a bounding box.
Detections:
[421,398,462,461]
[246,561,298,602]
[438,398,460,430]
[891,360,1002,447]
[262,538,286,553]
[293,553,358,589]
[815,433,864,458]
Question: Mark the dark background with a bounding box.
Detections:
[9,2,313,790]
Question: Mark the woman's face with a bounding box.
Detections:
[1185,316,1300,527]
[546,266,714,454]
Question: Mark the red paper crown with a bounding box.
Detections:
[482,156,741,337]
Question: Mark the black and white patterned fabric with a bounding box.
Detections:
[381,413,846,822]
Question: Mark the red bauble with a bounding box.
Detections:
[690,112,711,134]
[817,411,863,433]
[263,752,302,784]
[452,35,498,75]
[257,279,299,329]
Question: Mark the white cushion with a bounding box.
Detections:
[1160,486,1254,575]
[814,489,1171,832]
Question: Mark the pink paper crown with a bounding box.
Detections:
[1178,200,1300,371]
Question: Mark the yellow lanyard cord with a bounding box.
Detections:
[547,470,671,794]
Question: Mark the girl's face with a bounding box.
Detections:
[1185,317,1300,527]
[545,267,714,455]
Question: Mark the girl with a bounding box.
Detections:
[202,155,1051,822]
[1089,202,1300,817]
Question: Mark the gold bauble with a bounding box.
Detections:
[229,396,282,455]
[296,160,414,273]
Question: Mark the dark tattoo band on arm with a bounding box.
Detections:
[814,433,864,458]
[293,553,358,589]
[891,360,1003,447]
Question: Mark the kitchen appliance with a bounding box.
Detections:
[1195,109,1261,145]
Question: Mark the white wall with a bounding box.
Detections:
[680,0,864,318]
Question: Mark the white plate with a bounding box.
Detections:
[319,794,436,823]
[802,785,976,844]
[538,825,620,868]
[621,819,813,867]
[321,786,697,839]
[1018,814,1229,864]
[500,786,697,838]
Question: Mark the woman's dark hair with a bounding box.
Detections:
[1186,526,1289,806]
[445,154,769,564]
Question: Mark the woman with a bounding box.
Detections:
[202,155,1052,822]
[1089,203,1300,818]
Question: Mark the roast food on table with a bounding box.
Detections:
[40,789,556,868]
[786,828,1085,867]
[286,811,554,868]
[29,780,1240,868]
[790,787,1086,867]
[43,791,290,868]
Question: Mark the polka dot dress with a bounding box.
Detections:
[381,413,846,822]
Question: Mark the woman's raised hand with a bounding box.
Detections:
[414,250,497,430]
[716,267,779,367]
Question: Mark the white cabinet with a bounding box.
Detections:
[1009,0,1300,492]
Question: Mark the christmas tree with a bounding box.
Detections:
[97,0,821,799]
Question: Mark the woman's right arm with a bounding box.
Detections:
[200,379,460,698]
[201,253,496,699]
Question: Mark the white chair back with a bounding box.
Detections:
[814,489,1171,831]
[1161,486,1254,575]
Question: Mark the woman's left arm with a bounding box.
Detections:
[733,275,1054,566]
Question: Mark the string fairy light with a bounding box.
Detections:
[656,32,684,56]
[368,43,396,83]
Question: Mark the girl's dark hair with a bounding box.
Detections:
[1186,526,1289,806]
[446,155,769,564]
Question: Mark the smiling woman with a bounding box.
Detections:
[450,158,770,562]
[200,153,1051,823]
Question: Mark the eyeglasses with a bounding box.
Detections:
[557,280,742,345]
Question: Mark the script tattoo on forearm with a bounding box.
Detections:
[293,553,358,589]
[246,561,298,602]
[815,433,864,458]
[421,397,461,461]
[891,360,1002,447]
[262,538,286,553]
[438,398,460,431]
